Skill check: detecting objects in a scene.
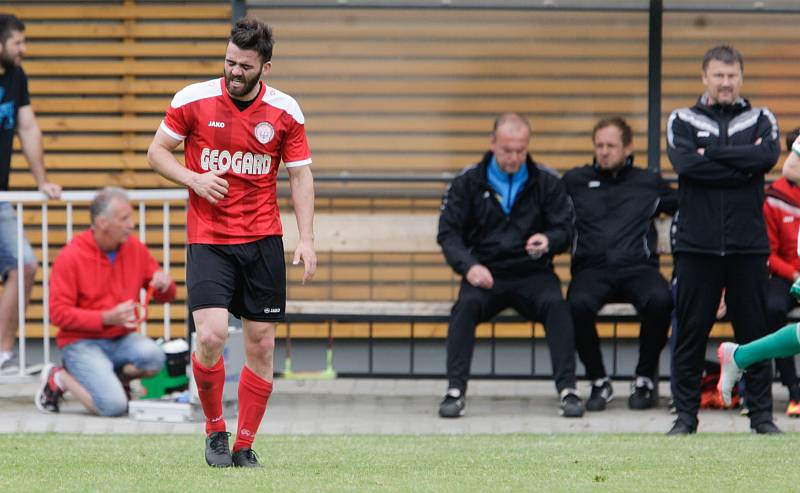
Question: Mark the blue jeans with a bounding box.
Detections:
[62,333,165,416]
[0,202,36,278]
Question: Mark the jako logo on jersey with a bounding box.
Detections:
[254,122,275,144]
[208,120,225,128]
[200,147,272,174]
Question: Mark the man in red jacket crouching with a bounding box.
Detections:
[35,187,176,416]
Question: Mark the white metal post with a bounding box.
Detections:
[42,203,50,365]
[163,202,171,340]
[139,201,147,336]
[15,203,25,375]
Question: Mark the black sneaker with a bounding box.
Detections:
[666,419,696,436]
[205,431,233,467]
[35,363,64,414]
[559,389,585,418]
[438,388,465,418]
[232,448,263,468]
[751,421,782,434]
[586,379,614,412]
[628,376,658,410]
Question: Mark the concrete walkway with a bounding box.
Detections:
[2,378,799,434]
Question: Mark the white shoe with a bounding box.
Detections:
[717,342,742,407]
[0,353,19,376]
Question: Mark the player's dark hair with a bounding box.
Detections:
[230,17,273,63]
[702,45,744,73]
[786,127,800,152]
[0,14,25,44]
[593,116,633,147]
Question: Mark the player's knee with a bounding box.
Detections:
[196,330,226,353]
[567,293,597,319]
[254,334,275,355]
[23,263,37,281]
[95,393,129,417]
[641,289,673,317]
[137,347,166,373]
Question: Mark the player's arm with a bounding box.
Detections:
[782,136,800,184]
[16,105,60,199]
[146,128,229,205]
[287,164,316,284]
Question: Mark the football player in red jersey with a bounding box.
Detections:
[147,17,316,468]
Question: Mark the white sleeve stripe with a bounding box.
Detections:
[159,121,185,141]
[284,158,312,168]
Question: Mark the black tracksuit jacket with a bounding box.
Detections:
[562,158,678,273]
[437,152,575,279]
[666,95,780,254]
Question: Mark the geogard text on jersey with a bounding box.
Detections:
[199,147,272,174]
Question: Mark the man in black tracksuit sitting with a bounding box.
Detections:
[437,113,583,419]
[563,116,677,412]
[667,45,781,435]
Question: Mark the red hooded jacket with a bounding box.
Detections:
[764,177,800,282]
[50,229,176,348]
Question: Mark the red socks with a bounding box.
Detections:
[191,353,226,435]
[233,365,273,452]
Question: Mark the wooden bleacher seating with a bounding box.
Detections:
[4,2,797,341]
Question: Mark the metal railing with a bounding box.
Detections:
[0,189,188,379]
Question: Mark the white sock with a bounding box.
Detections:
[52,368,66,391]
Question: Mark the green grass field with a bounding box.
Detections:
[1,433,797,492]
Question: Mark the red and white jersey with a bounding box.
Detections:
[765,177,800,281]
[160,77,311,244]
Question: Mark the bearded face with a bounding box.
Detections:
[0,30,25,71]
[223,41,266,100]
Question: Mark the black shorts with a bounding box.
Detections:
[187,236,286,322]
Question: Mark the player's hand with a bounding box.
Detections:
[293,240,317,284]
[466,264,494,290]
[149,269,172,293]
[102,300,138,328]
[39,182,61,200]
[189,169,229,205]
[525,233,549,259]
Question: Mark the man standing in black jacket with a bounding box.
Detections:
[564,116,677,412]
[437,113,583,419]
[667,45,781,435]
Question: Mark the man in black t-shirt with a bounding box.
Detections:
[0,14,60,374]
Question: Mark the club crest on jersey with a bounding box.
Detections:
[254,122,275,144]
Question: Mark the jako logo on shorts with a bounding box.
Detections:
[200,147,272,175]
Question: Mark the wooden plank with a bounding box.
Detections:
[12,133,646,154]
[5,5,230,20]
[256,8,647,25]
[29,79,207,96]
[27,42,225,58]
[24,23,230,39]
[11,153,175,169]
[22,61,219,76]
[272,39,800,60]
[9,172,177,189]
[32,114,653,134]
[19,323,189,339]
[36,117,163,133]
[272,77,649,97]
[25,58,800,79]
[31,98,164,113]
[27,95,799,117]
[13,135,156,152]
[275,40,650,58]
[260,21,648,42]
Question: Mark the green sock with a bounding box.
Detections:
[734,323,800,369]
